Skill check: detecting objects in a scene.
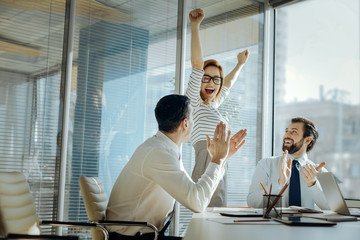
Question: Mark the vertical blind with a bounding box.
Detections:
[0,0,66,233]
[66,0,179,238]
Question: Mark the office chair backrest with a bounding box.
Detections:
[79,176,108,240]
[0,172,41,235]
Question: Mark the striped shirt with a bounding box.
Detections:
[185,68,230,146]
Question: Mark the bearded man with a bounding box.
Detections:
[247,117,329,209]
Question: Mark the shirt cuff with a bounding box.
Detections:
[309,178,322,191]
[207,162,225,182]
[192,67,204,76]
[221,86,230,95]
[307,178,325,198]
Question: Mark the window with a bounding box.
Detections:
[179,1,265,235]
[0,0,66,233]
[274,0,360,198]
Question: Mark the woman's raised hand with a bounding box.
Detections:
[189,8,205,25]
[237,49,249,65]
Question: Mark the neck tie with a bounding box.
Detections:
[289,159,301,206]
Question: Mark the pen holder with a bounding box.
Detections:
[263,194,282,219]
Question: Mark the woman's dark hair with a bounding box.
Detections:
[155,94,191,133]
[291,117,319,152]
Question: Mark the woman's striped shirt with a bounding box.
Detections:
[185,68,229,146]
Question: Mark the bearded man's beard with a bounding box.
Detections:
[282,138,304,154]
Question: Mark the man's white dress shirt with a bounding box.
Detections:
[106,131,224,236]
[247,153,329,210]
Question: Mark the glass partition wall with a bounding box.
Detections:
[0,0,265,238]
[67,1,180,232]
[0,0,66,233]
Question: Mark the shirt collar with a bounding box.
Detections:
[155,131,181,159]
[288,153,308,167]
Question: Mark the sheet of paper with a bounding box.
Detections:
[206,218,280,225]
[211,207,263,214]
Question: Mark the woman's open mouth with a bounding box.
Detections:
[205,88,215,95]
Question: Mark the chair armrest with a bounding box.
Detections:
[41,220,108,240]
[41,220,96,228]
[98,220,148,226]
[98,220,158,240]
[5,233,79,240]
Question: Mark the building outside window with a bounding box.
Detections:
[274,0,360,199]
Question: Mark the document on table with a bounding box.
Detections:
[211,207,301,217]
[212,207,263,214]
[211,207,263,217]
[207,218,280,225]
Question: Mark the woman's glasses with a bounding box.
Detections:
[201,75,223,85]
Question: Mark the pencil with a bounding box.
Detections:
[265,183,289,216]
[266,184,272,211]
[260,182,268,194]
[278,183,289,196]
[261,183,280,217]
[234,219,270,223]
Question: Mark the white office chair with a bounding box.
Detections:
[79,176,159,240]
[0,171,106,240]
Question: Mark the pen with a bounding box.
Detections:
[234,219,270,223]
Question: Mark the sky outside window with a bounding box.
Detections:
[280,0,359,105]
[275,0,360,199]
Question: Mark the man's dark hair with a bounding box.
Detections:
[155,94,191,133]
[291,117,319,152]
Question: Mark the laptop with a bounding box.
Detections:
[317,172,360,217]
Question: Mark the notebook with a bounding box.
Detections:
[317,172,360,218]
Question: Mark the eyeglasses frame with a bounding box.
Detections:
[201,74,223,85]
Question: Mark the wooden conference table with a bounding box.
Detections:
[183,209,360,240]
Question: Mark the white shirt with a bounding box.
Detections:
[247,153,329,210]
[106,131,225,236]
[185,68,230,146]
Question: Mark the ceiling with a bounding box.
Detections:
[0,0,261,77]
